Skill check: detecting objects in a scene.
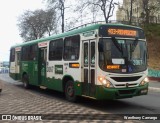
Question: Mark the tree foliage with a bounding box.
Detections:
[46,0,66,33]
[18,9,56,41]
[76,0,118,23]
[141,0,160,24]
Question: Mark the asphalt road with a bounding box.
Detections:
[0,73,160,123]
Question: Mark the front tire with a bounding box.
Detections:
[65,80,77,102]
[22,74,30,89]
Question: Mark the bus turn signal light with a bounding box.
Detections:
[106,65,120,69]
[69,63,80,68]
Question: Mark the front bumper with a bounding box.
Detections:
[95,83,149,100]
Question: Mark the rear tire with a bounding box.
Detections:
[22,74,30,89]
[0,89,2,93]
[65,80,77,102]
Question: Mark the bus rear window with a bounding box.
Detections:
[10,48,15,62]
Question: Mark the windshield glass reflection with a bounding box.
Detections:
[98,38,147,73]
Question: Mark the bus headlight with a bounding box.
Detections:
[140,77,149,86]
[98,76,114,88]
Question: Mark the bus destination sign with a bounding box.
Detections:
[99,25,146,38]
[107,28,137,37]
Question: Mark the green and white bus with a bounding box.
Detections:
[9,23,148,101]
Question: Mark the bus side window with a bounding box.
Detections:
[29,44,37,61]
[49,39,63,61]
[64,35,80,61]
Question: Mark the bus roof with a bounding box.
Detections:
[11,23,142,48]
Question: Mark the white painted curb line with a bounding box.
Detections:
[149,87,160,92]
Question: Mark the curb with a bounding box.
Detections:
[148,77,160,82]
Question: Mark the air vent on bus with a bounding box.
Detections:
[111,76,142,82]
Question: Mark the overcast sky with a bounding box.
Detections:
[0,0,122,61]
[0,0,45,61]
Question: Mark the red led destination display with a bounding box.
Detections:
[107,28,137,37]
[99,25,145,39]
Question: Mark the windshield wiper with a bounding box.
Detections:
[111,37,123,54]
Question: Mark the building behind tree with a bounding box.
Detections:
[116,0,160,24]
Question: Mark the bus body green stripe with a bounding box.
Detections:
[45,77,63,92]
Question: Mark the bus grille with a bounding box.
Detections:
[111,76,141,82]
[115,83,138,88]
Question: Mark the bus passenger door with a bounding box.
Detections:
[82,40,96,97]
[39,48,47,86]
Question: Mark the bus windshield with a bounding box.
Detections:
[98,38,147,73]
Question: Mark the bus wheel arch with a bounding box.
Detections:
[62,76,77,102]
[22,72,30,89]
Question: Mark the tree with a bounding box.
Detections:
[18,9,56,41]
[76,0,118,23]
[46,0,66,33]
[120,0,135,24]
[129,0,134,24]
[142,0,160,24]
[142,0,150,24]
[44,8,57,36]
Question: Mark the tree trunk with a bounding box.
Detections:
[129,0,133,24]
[103,11,108,23]
[145,9,150,24]
[62,11,64,33]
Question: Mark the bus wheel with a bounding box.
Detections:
[0,89,2,93]
[23,74,29,89]
[65,80,77,102]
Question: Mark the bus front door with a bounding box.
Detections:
[39,48,47,86]
[82,40,96,97]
